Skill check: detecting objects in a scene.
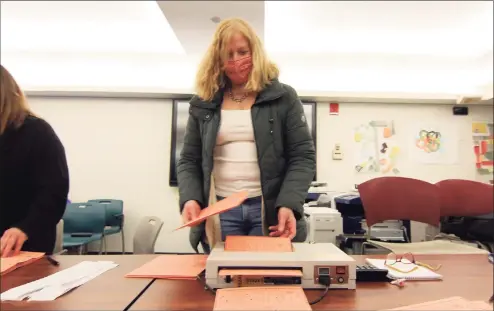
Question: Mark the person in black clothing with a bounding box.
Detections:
[0,65,69,257]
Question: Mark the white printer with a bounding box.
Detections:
[304,207,343,244]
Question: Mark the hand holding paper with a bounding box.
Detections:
[181,200,202,224]
[175,191,248,231]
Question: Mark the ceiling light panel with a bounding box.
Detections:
[265,1,493,57]
[0,1,185,54]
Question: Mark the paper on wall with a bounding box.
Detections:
[408,122,459,165]
[472,121,493,174]
[354,120,400,175]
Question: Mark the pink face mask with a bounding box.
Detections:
[224,56,252,85]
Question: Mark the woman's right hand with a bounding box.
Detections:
[181,200,202,225]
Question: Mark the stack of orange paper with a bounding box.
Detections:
[214,287,312,311]
[125,255,208,280]
[225,236,293,252]
[1,251,45,276]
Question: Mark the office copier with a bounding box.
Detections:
[304,207,343,244]
[331,193,405,241]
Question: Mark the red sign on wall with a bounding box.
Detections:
[330,103,339,115]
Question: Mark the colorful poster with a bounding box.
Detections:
[354,120,400,174]
[409,123,459,165]
[472,121,493,174]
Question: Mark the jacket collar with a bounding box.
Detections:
[190,79,286,110]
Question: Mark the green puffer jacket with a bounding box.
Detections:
[177,79,316,253]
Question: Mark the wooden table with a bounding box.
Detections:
[1,254,157,311]
[128,254,494,310]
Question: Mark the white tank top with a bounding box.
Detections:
[213,109,262,198]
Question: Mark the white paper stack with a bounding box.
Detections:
[0,261,118,301]
[366,258,442,280]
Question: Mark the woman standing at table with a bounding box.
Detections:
[0,65,69,257]
[177,18,315,253]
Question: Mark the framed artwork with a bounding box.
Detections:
[169,99,317,186]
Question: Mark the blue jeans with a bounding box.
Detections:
[200,196,263,254]
[219,196,263,240]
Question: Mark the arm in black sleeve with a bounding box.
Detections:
[177,105,204,212]
[275,93,316,220]
[15,123,69,239]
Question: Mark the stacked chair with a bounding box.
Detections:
[62,198,166,255]
[62,202,106,254]
[358,177,492,255]
[53,219,65,254]
[88,199,125,254]
[133,216,164,254]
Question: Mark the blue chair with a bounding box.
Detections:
[62,202,106,254]
[88,199,125,254]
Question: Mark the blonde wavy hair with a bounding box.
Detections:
[195,18,279,101]
[0,65,31,135]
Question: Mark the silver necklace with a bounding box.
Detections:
[228,89,248,103]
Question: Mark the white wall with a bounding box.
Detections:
[29,97,493,253]
[29,97,192,253]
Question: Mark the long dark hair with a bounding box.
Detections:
[0,65,31,135]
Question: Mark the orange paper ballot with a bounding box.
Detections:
[214,287,312,311]
[175,191,248,230]
[225,236,293,252]
[125,255,208,279]
[219,269,302,277]
[386,296,493,310]
[1,251,45,276]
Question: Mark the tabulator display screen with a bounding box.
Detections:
[319,267,330,275]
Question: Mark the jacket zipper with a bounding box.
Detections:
[251,106,266,198]
[208,109,221,203]
[251,95,283,198]
[250,106,267,235]
[251,95,284,234]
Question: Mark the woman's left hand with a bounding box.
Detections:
[269,207,296,240]
[0,228,28,258]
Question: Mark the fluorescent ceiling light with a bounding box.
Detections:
[265,1,493,57]
[0,1,184,54]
